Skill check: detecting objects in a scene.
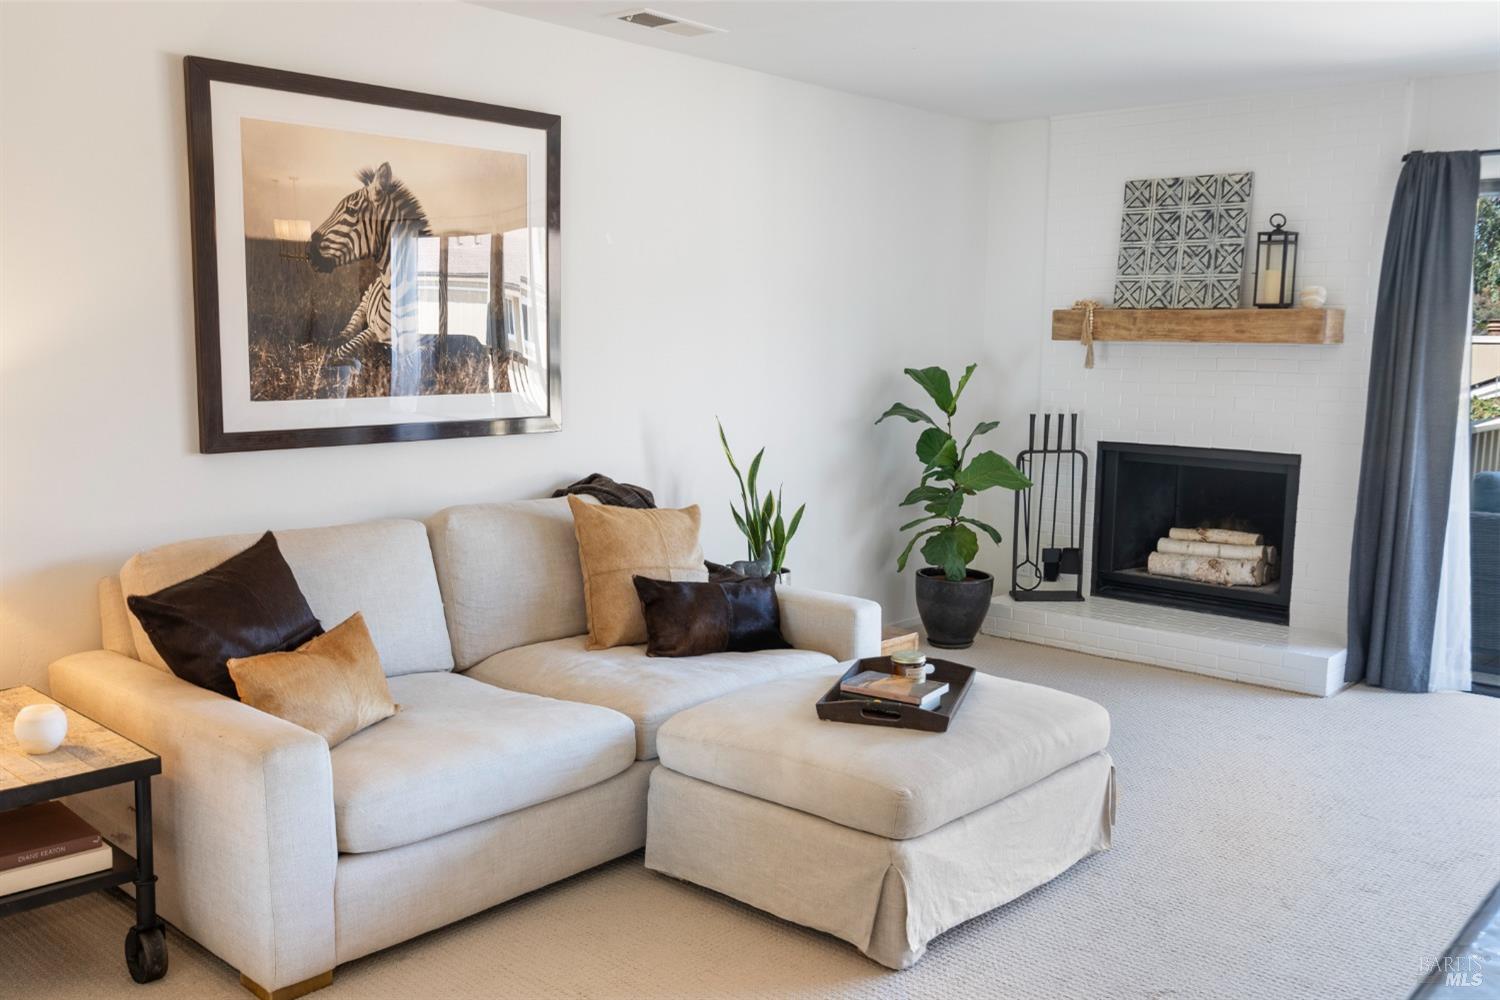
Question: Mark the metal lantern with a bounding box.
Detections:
[1253,213,1298,308]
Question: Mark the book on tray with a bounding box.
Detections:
[0,801,112,896]
[839,670,950,710]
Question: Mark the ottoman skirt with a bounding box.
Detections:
[645,752,1115,969]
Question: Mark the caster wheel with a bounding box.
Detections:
[126,924,168,983]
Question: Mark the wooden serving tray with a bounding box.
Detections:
[815,657,976,732]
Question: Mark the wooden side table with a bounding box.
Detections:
[881,624,920,656]
[1,686,167,983]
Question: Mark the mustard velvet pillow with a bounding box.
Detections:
[568,496,707,649]
[226,612,398,747]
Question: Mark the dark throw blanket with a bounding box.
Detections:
[552,473,656,509]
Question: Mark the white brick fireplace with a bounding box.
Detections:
[981,81,1410,695]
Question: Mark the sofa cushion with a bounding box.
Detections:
[569,497,708,650]
[127,531,323,699]
[464,636,834,760]
[120,519,452,679]
[330,672,635,853]
[426,497,591,669]
[228,612,398,748]
[634,575,791,657]
[655,670,1112,840]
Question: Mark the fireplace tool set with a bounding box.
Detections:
[1011,412,1088,602]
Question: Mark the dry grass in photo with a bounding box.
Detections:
[249,339,519,400]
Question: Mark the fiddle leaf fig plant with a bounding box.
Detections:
[876,364,1030,582]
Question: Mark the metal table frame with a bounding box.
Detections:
[1,734,166,982]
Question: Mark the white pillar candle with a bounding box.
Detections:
[1257,269,1282,305]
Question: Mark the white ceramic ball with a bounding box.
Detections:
[1298,286,1327,308]
[14,704,68,755]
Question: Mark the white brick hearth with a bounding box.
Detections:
[984,595,1348,696]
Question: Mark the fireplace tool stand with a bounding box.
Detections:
[1011,412,1088,602]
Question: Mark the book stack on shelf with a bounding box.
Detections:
[1,801,112,896]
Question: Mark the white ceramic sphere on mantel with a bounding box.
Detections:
[1299,286,1327,308]
[13,703,68,754]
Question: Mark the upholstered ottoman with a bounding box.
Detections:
[644,668,1115,968]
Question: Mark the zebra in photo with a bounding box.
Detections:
[308,161,441,366]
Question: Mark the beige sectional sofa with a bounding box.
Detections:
[48,496,880,999]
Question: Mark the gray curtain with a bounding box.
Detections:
[1347,151,1480,691]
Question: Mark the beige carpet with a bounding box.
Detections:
[7,636,1499,999]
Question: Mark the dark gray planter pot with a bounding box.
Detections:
[729,554,772,579]
[914,568,994,649]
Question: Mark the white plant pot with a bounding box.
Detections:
[14,703,68,754]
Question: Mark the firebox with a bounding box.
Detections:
[1091,442,1300,624]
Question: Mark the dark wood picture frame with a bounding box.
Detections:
[183,56,562,453]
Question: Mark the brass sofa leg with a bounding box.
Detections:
[239,970,334,1000]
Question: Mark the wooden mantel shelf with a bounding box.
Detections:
[1051,307,1343,345]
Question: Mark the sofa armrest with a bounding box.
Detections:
[777,587,882,661]
[49,650,336,991]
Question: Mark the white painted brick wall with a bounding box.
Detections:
[1032,81,1411,640]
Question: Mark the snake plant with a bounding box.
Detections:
[717,419,805,573]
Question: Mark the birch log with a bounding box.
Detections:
[1168,527,1264,546]
[1146,552,1271,586]
[1157,537,1278,563]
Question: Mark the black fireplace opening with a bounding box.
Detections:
[1091,442,1300,624]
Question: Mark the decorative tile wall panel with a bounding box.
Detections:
[1112,171,1253,309]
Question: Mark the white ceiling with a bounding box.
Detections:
[481,1,1500,122]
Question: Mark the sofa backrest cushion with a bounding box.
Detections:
[427,496,589,668]
[99,577,137,657]
[119,519,453,678]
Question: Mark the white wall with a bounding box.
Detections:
[0,2,991,690]
[982,71,1500,641]
[972,118,1051,578]
[1407,71,1500,151]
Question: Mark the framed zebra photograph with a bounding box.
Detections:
[184,57,561,452]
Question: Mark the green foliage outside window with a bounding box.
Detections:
[1475,195,1500,336]
[1473,195,1500,423]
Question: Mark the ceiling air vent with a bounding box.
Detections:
[614,8,725,37]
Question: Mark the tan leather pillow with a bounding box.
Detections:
[227,612,398,747]
[568,496,707,649]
